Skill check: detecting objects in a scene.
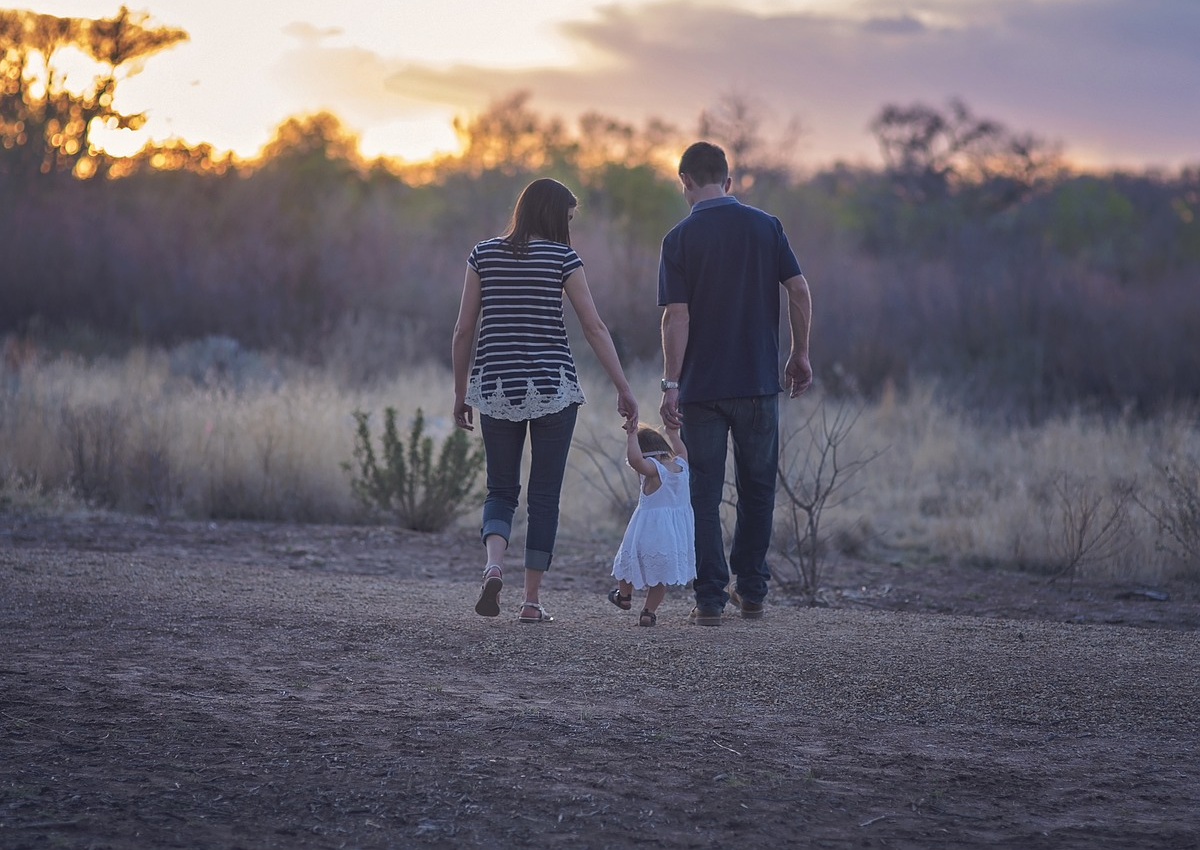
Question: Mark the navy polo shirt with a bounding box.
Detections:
[657,196,803,404]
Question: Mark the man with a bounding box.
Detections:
[658,141,812,626]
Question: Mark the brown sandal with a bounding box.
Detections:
[607,588,632,611]
[638,608,657,627]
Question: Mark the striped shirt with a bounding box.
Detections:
[465,237,587,421]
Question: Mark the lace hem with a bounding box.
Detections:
[612,551,696,589]
[467,368,587,421]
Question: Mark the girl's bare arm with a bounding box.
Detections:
[665,424,687,462]
[626,424,659,478]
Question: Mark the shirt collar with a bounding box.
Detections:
[690,195,739,213]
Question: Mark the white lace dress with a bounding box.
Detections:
[611,457,696,589]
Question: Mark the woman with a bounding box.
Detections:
[452,178,638,623]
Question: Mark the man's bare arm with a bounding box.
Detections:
[782,273,813,397]
[659,303,689,427]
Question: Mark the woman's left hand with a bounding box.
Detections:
[454,400,474,431]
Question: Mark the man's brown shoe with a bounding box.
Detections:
[688,607,723,626]
[740,600,764,620]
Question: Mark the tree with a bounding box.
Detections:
[575,110,679,173]
[256,110,365,178]
[450,91,575,176]
[698,91,802,198]
[869,97,1060,206]
[0,6,187,179]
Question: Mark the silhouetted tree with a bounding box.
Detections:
[698,91,802,200]
[257,110,364,177]
[0,6,186,179]
[450,91,575,176]
[575,111,678,171]
[869,97,1060,206]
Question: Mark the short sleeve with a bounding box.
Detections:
[563,248,583,279]
[657,228,687,306]
[775,219,803,280]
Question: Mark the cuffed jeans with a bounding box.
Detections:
[478,404,578,571]
[681,394,779,610]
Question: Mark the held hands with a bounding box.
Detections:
[616,387,639,429]
[659,387,682,430]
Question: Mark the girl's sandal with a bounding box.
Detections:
[474,565,503,617]
[638,608,657,627]
[607,588,632,611]
[517,602,555,624]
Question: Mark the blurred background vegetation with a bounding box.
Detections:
[5,8,1198,418]
[3,8,1199,583]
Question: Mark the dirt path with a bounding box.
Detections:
[2,513,1199,848]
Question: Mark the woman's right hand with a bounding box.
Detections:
[616,386,638,427]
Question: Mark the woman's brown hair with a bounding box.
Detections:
[502,178,577,255]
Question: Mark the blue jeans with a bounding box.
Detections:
[681,395,779,610]
[478,404,578,571]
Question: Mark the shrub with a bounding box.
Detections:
[775,398,883,605]
[343,407,484,532]
[1137,459,1200,579]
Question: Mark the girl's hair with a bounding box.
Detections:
[502,178,577,255]
[636,424,673,458]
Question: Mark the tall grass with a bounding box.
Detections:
[0,344,452,523]
[2,344,1197,582]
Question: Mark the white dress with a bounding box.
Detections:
[611,457,696,589]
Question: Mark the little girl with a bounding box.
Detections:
[608,421,696,626]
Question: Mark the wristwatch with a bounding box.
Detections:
[660,379,679,392]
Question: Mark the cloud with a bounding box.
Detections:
[274,42,437,125]
[860,13,927,36]
[281,21,343,44]
[277,0,1200,169]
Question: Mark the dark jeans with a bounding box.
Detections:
[681,395,779,610]
[478,404,578,571]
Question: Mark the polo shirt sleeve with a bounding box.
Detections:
[775,219,803,279]
[657,229,687,306]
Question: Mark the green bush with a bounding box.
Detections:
[343,407,484,532]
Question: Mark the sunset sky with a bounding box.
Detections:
[23,0,1200,171]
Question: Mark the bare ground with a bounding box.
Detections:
[2,511,1199,849]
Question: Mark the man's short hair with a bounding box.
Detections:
[679,142,729,187]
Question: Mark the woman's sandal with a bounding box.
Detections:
[607,588,632,611]
[517,601,554,624]
[474,565,503,617]
[638,608,657,627]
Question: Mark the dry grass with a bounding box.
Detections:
[2,347,1197,583]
